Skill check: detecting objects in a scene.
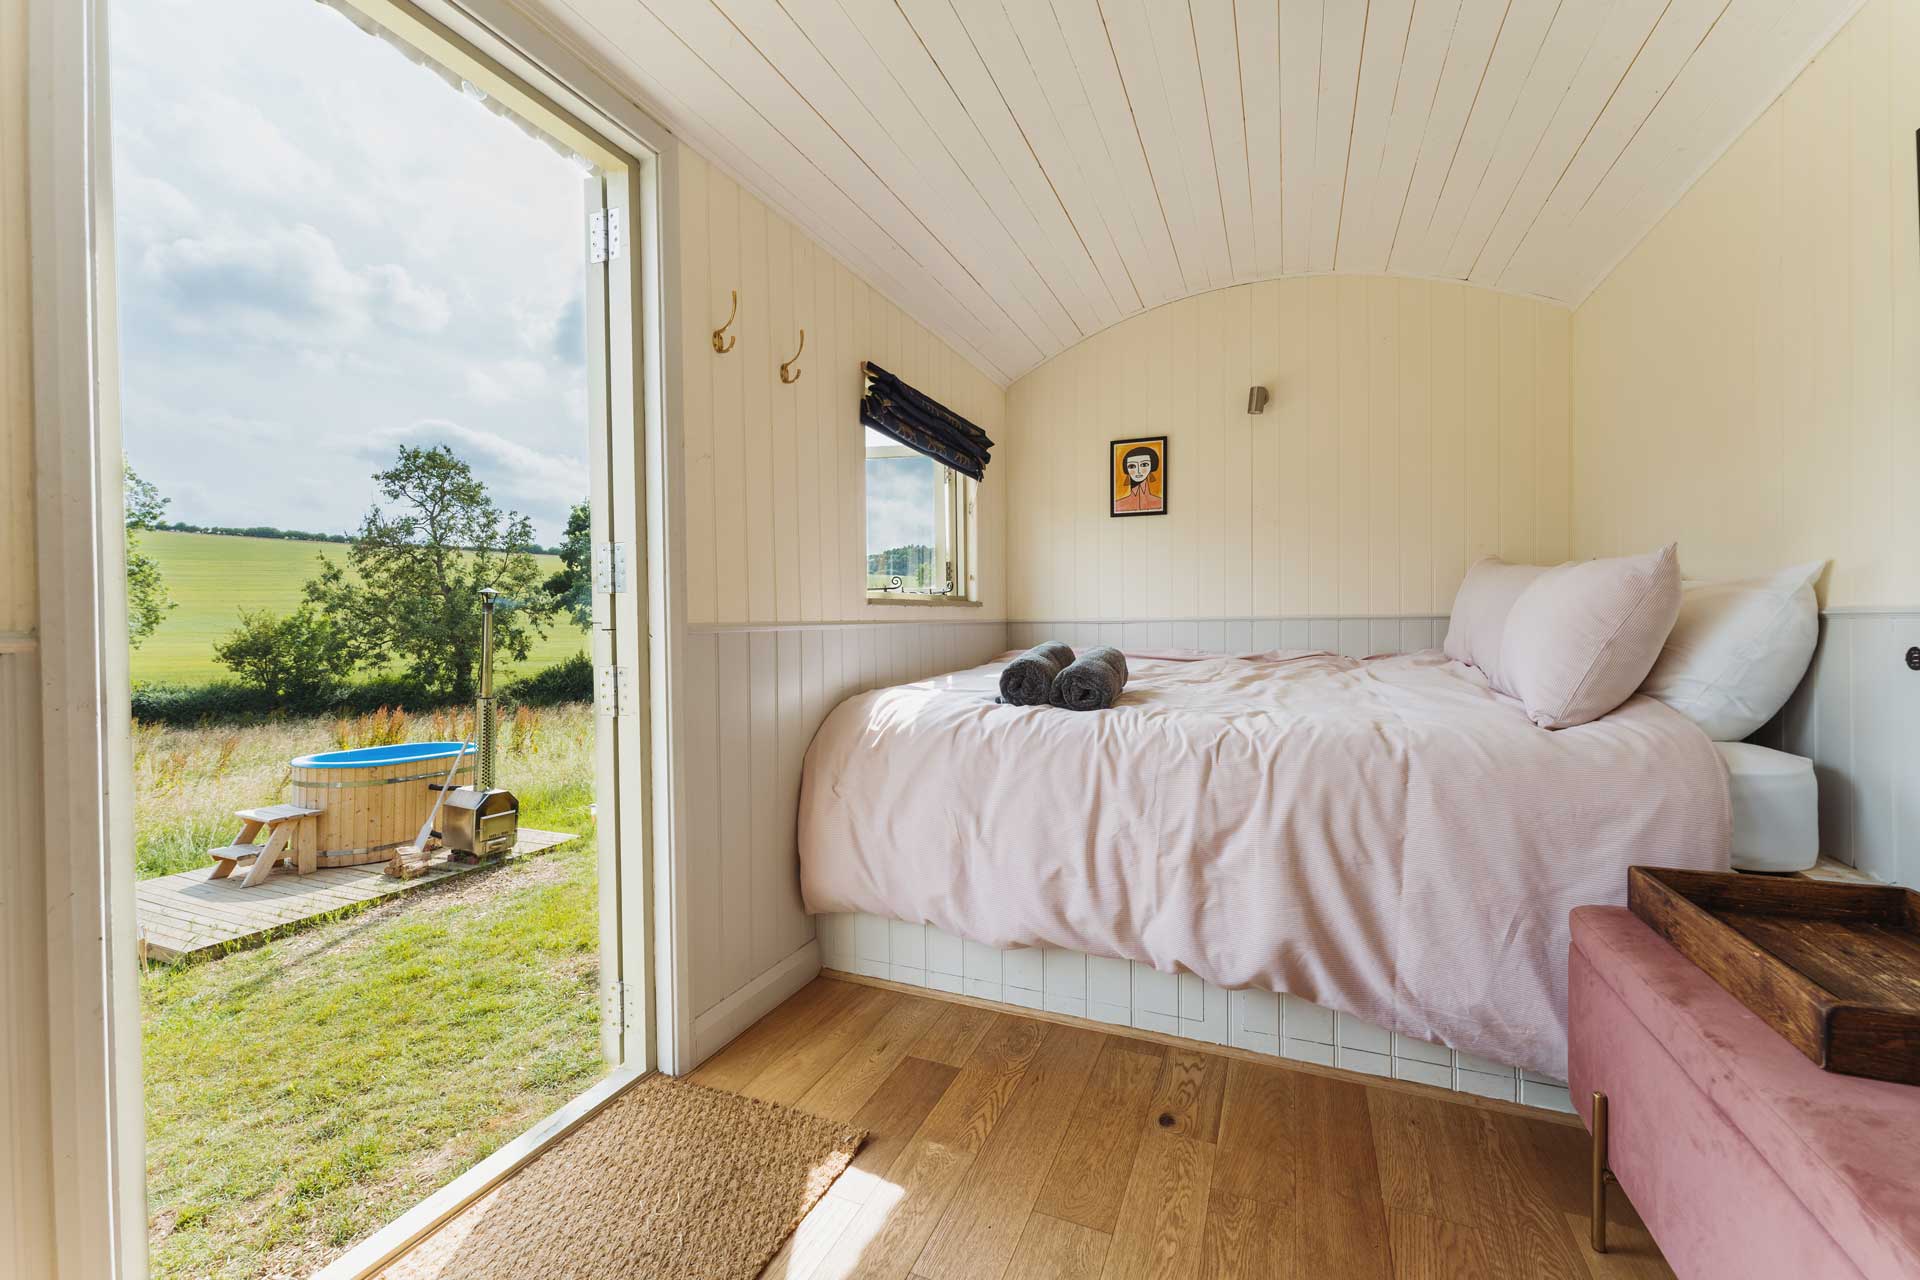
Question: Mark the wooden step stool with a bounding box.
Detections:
[208,805,323,887]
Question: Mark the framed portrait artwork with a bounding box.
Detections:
[1109,436,1168,517]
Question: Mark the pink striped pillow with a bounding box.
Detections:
[1502,544,1683,729]
[1442,557,1551,696]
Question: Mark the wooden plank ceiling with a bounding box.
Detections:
[535,0,1860,382]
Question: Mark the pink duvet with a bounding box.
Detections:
[798,649,1730,1079]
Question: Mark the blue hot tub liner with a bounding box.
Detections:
[289,741,476,770]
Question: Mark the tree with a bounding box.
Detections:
[543,500,593,629]
[124,461,174,647]
[303,445,551,701]
[214,607,354,705]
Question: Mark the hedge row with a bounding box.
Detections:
[131,653,595,726]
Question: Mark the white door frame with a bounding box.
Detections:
[23,0,693,1274]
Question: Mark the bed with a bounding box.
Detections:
[797,648,1731,1080]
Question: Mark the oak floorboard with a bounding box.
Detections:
[1566,1211,1672,1280]
[1473,1111,1592,1280]
[742,986,902,1105]
[797,995,950,1121]
[997,1212,1110,1280]
[1031,1036,1168,1233]
[810,1139,975,1280]
[1099,1132,1215,1279]
[837,1056,961,1204]
[763,1189,864,1280]
[1370,1087,1488,1227]
[1149,1049,1227,1143]
[1210,1057,1296,1207]
[674,981,1677,1280]
[1289,1073,1392,1280]
[1197,1189,1291,1279]
[913,1025,1107,1280]
[805,1014,1058,1277]
[1388,1209,1493,1280]
[910,1003,998,1068]
[688,978,864,1091]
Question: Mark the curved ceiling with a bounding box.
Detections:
[533,0,1859,382]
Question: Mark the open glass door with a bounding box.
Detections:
[103,2,657,1274]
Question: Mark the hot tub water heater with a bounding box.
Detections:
[441,587,518,861]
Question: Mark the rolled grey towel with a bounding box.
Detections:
[998,641,1075,706]
[1049,645,1129,711]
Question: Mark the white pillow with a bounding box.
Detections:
[1639,561,1823,741]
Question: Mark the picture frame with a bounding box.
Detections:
[1109,435,1168,518]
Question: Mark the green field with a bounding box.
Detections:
[131,531,587,685]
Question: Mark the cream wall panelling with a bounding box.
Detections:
[1571,0,1920,611]
[677,618,1009,1036]
[529,0,1856,381]
[675,148,1008,630]
[1002,277,1569,625]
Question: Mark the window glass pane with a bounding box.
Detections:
[864,427,895,451]
[866,453,939,590]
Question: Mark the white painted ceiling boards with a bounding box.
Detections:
[533,0,1861,381]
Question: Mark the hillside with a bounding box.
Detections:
[131,531,585,684]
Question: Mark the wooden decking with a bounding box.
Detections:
[685,976,1673,1280]
[136,828,576,962]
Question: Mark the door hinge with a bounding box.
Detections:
[589,208,625,263]
[597,665,635,717]
[603,980,640,1038]
[592,541,629,593]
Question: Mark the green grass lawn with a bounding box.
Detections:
[132,531,586,685]
[140,706,602,1280]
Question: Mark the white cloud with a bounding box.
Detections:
[138,223,448,345]
[865,456,937,554]
[465,358,549,404]
[109,0,589,543]
[366,263,452,334]
[362,419,584,520]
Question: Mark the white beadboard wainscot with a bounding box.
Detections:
[1003,278,1570,627]
[679,618,1008,1062]
[816,918,1571,1114]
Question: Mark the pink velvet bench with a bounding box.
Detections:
[1568,905,1920,1280]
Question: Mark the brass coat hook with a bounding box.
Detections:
[780,329,806,384]
[711,290,738,354]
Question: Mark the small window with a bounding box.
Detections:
[865,428,973,600]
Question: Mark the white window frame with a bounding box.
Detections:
[864,437,977,606]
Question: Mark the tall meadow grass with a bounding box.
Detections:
[134,703,596,879]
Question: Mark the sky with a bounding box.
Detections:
[108,0,591,546]
[865,430,935,557]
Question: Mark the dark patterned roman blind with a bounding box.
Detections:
[861,361,995,482]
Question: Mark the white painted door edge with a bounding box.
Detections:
[311,1064,653,1280]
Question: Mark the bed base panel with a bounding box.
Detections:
[816,911,1572,1113]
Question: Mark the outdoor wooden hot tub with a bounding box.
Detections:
[288,742,475,867]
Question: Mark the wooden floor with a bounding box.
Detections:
[135,828,575,961]
[690,976,1672,1280]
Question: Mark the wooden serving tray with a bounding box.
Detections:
[1628,866,1920,1085]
